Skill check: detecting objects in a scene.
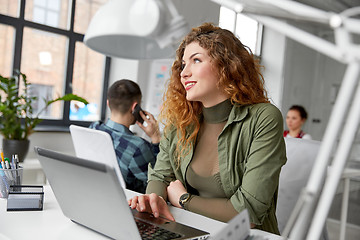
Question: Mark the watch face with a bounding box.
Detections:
[179,193,190,208]
[180,193,190,202]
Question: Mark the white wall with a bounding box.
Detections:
[261,27,286,109]
[26,132,75,159]
[109,58,139,85]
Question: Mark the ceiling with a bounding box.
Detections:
[294,0,360,14]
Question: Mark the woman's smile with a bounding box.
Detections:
[185,81,197,91]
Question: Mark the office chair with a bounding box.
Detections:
[277,138,328,239]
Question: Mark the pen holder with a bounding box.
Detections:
[0,167,23,198]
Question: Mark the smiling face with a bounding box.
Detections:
[180,42,228,108]
[286,109,305,132]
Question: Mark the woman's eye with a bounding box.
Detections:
[194,58,201,63]
[181,63,185,70]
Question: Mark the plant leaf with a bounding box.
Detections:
[46,93,89,106]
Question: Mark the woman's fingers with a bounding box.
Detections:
[128,194,175,221]
[161,207,175,222]
[129,196,138,209]
[149,193,175,221]
[137,194,149,212]
[148,193,160,217]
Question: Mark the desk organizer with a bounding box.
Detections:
[0,167,23,198]
[7,185,44,211]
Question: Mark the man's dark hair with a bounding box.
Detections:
[289,105,308,120]
[107,79,142,114]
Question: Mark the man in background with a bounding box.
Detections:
[90,79,161,193]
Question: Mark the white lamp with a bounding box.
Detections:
[84,0,188,59]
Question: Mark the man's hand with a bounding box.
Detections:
[136,110,161,144]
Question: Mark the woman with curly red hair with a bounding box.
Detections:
[129,22,286,234]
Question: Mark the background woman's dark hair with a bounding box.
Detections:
[289,105,308,119]
[107,79,142,114]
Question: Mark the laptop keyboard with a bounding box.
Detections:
[135,218,183,240]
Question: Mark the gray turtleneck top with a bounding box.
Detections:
[182,99,239,222]
[186,99,232,198]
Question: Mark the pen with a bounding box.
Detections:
[0,149,4,169]
[11,155,16,169]
[4,158,15,182]
[2,157,11,180]
[5,158,10,169]
[14,154,20,184]
[0,162,10,197]
[14,154,19,169]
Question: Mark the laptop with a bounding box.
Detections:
[34,146,210,240]
[69,124,126,189]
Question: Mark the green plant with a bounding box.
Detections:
[0,71,89,140]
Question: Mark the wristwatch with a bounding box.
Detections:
[179,193,191,209]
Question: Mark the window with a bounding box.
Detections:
[0,24,15,77]
[25,0,69,30]
[0,0,109,129]
[31,0,61,27]
[219,6,263,56]
[0,0,19,17]
[28,83,53,117]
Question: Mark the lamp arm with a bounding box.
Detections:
[162,0,181,19]
[154,0,189,49]
[211,0,339,24]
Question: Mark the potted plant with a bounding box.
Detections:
[0,71,88,162]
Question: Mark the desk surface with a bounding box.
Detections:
[0,185,281,240]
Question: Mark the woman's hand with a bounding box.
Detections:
[128,193,174,221]
[167,180,187,208]
[136,111,161,144]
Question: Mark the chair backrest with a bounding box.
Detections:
[69,124,126,189]
[276,137,321,233]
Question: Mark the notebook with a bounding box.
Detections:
[34,146,210,240]
[69,124,126,189]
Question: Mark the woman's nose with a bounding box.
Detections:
[180,65,191,78]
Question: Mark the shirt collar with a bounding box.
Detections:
[105,119,133,135]
[228,104,249,123]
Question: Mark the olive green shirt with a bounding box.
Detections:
[147,103,287,234]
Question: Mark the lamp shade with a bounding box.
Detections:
[84,0,188,59]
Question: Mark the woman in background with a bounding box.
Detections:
[129,22,287,235]
[284,105,312,140]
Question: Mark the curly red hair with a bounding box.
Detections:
[160,23,269,165]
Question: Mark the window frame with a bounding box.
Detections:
[0,0,109,130]
[219,6,263,57]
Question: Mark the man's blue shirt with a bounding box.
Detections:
[90,119,159,193]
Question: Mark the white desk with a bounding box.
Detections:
[0,185,281,240]
[20,158,46,185]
